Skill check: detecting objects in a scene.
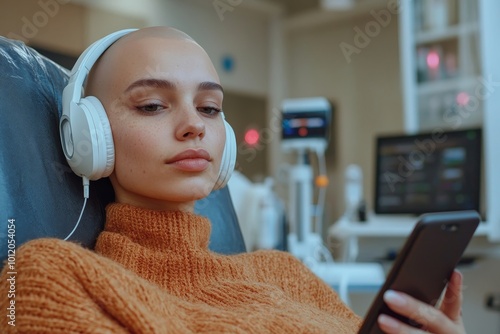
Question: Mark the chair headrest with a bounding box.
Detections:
[0,37,108,255]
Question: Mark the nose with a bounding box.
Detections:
[175,106,205,141]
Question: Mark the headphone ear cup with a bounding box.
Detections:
[213,119,237,190]
[72,96,115,180]
[82,96,115,179]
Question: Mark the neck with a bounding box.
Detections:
[114,193,196,212]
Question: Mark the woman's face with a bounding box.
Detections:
[90,34,225,211]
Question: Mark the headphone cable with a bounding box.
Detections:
[64,176,89,241]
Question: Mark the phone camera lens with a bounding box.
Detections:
[441,224,458,232]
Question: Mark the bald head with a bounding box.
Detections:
[109,26,195,46]
[85,26,217,102]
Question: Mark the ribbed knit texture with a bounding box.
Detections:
[0,203,361,333]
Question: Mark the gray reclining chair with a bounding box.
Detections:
[0,36,246,265]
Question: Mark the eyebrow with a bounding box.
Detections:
[124,78,224,94]
[198,81,224,94]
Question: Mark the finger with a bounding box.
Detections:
[383,290,456,333]
[377,314,427,334]
[439,270,463,321]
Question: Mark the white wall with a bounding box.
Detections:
[74,0,271,97]
[286,15,404,224]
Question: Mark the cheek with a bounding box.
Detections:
[112,125,158,177]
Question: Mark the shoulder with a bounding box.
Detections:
[0,239,124,332]
[1,238,113,307]
[19,237,94,261]
[17,237,88,253]
[2,238,100,277]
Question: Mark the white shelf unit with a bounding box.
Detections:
[397,0,500,243]
[414,22,478,45]
[400,0,485,133]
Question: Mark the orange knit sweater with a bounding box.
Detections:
[0,203,361,333]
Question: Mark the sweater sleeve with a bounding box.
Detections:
[250,250,362,331]
[0,239,128,334]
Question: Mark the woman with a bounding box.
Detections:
[0,26,465,333]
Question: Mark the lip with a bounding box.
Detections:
[166,149,211,172]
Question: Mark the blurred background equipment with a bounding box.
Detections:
[228,171,286,252]
[279,97,384,305]
[343,164,364,222]
[281,96,331,262]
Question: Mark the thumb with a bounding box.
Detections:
[440,270,463,322]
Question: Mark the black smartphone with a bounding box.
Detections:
[358,210,480,334]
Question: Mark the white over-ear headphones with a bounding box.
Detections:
[60,29,236,190]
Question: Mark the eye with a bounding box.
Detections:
[136,103,164,114]
[197,106,221,116]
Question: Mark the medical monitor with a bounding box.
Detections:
[281,97,331,153]
[374,128,482,215]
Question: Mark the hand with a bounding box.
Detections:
[377,270,466,333]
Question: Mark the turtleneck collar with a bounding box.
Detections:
[101,203,212,252]
[94,203,232,291]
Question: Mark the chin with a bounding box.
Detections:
[186,188,213,201]
[171,180,215,201]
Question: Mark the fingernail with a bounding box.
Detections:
[384,290,407,307]
[378,314,399,330]
[453,270,463,283]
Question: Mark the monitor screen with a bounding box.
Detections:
[282,111,329,140]
[374,128,482,215]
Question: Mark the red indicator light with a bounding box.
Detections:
[456,92,470,106]
[427,50,440,70]
[244,128,260,145]
[298,127,308,137]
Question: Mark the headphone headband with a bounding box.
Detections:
[63,29,138,112]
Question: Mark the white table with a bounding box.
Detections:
[328,213,491,262]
